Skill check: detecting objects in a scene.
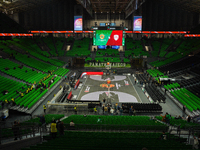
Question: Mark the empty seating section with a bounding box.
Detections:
[159,56,200,74]
[0,58,47,83]
[24,114,64,125]
[66,38,90,56]
[187,84,200,98]
[177,76,200,87]
[136,74,149,83]
[147,69,164,77]
[150,39,200,67]
[165,52,176,58]
[21,131,192,150]
[0,76,26,102]
[42,37,57,56]
[5,39,64,66]
[164,83,180,90]
[95,57,121,63]
[4,49,57,72]
[145,85,166,102]
[54,37,65,56]
[190,65,200,75]
[62,115,167,130]
[125,39,149,57]
[159,39,174,57]
[171,88,200,112]
[151,40,161,57]
[122,103,162,112]
[29,38,50,57]
[54,68,69,77]
[96,49,119,57]
[156,116,199,129]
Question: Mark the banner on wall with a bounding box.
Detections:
[133,16,142,31]
[74,16,82,31]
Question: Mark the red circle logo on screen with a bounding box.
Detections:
[100,34,105,39]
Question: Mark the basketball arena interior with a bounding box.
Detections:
[1,0,200,149]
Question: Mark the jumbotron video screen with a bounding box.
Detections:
[93,30,125,46]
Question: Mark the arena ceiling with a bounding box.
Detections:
[0,0,200,15]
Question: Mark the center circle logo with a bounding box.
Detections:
[100,34,105,39]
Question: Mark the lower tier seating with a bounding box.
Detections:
[62,115,167,131]
[22,131,192,150]
[187,84,200,98]
[145,84,166,103]
[122,103,162,112]
[156,116,199,129]
[170,88,200,112]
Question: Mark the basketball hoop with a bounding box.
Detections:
[105,62,111,70]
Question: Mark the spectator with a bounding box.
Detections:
[129,106,133,116]
[133,108,136,116]
[193,136,199,149]
[120,107,123,116]
[183,105,186,117]
[56,119,61,132]
[110,108,114,116]
[38,115,46,130]
[74,106,77,114]
[70,120,75,127]
[178,115,182,119]
[186,115,191,123]
[12,121,20,140]
[166,113,171,124]
[175,115,179,119]
[97,117,102,123]
[160,131,167,140]
[51,120,57,139]
[160,114,166,123]
[108,105,110,114]
[102,104,105,114]
[94,106,97,114]
[59,122,65,136]
[43,104,46,114]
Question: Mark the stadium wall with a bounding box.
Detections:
[17,0,76,30]
[142,0,199,31]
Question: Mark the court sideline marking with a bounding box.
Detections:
[128,75,142,103]
[77,76,88,100]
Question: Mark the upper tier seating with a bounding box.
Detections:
[125,39,149,57]
[21,131,192,150]
[159,38,174,57]
[0,75,26,102]
[150,39,200,67]
[66,38,90,56]
[54,37,65,56]
[159,56,200,74]
[151,40,161,57]
[5,39,65,66]
[0,58,47,83]
[42,37,57,57]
